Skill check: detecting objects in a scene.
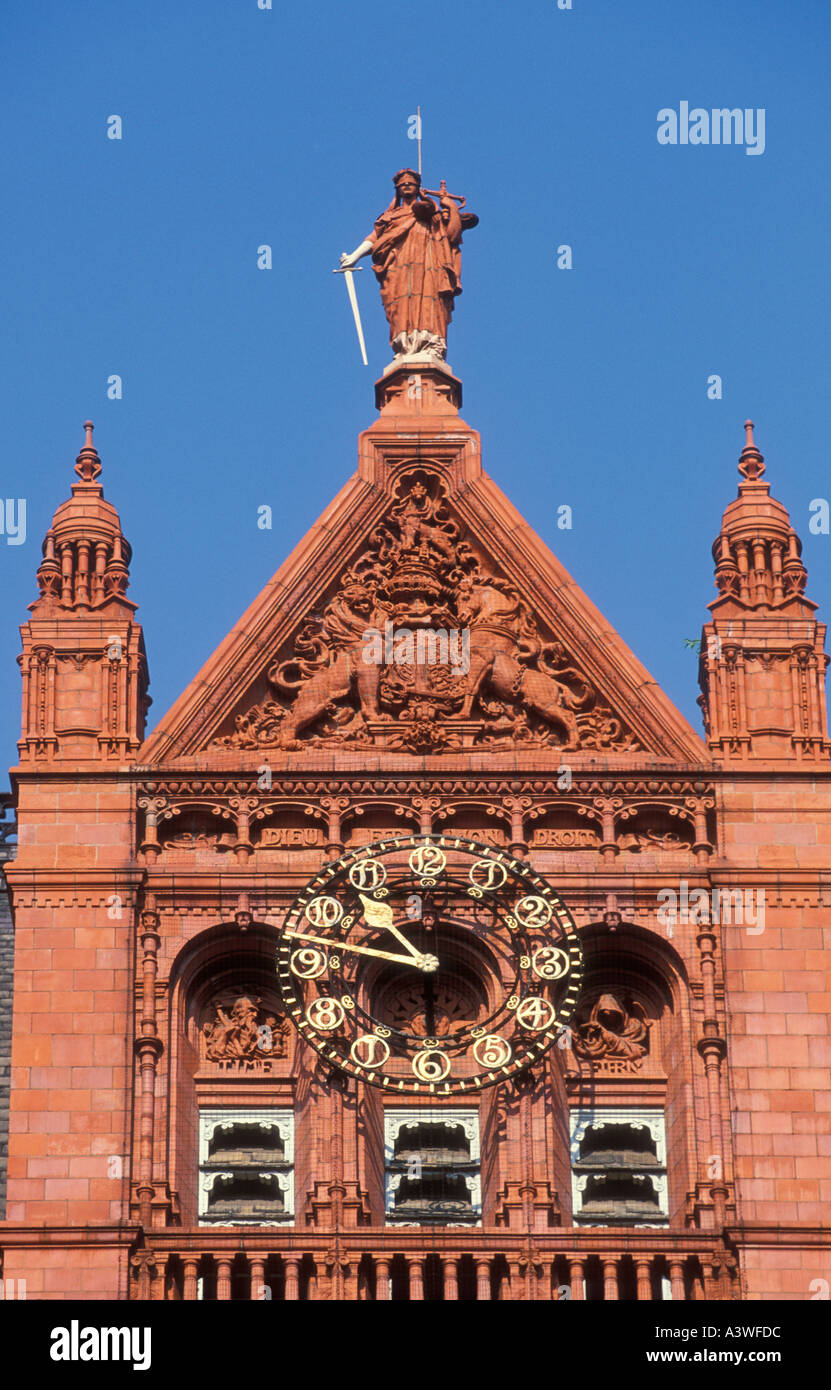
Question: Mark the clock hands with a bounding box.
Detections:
[285,926,438,972]
[357,894,440,973]
[357,893,426,961]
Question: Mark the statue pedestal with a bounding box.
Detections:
[360,359,480,493]
[375,357,462,414]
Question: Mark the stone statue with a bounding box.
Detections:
[572,993,652,1063]
[340,169,478,360]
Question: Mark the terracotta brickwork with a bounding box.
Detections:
[1,398,828,1301]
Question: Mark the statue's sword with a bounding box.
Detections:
[333,263,368,365]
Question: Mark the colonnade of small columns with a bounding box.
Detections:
[131,1246,733,1302]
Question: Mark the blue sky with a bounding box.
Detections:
[1,0,829,763]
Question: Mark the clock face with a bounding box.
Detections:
[275,835,583,1095]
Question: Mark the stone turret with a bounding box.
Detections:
[699,421,830,762]
[18,422,150,761]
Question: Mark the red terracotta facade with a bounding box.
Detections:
[1,376,829,1301]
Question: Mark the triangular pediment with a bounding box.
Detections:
[140,405,705,766]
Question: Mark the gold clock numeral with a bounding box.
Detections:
[514,895,554,929]
[515,995,557,1032]
[289,947,327,979]
[531,946,570,981]
[472,1034,512,1068]
[350,1034,390,1068]
[348,858,387,891]
[412,1049,451,1083]
[305,998,346,1032]
[468,859,508,892]
[408,845,447,880]
[305,895,343,929]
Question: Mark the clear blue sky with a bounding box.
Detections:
[1,0,829,765]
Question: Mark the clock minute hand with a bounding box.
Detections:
[285,927,432,970]
[358,893,423,960]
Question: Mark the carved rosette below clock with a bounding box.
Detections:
[274,835,583,1095]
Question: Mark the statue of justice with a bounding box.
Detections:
[337,168,479,362]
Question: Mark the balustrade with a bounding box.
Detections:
[121,1232,734,1302]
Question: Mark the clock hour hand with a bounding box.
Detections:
[285,926,437,971]
[358,893,425,961]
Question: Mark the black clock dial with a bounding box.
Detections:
[275,834,583,1096]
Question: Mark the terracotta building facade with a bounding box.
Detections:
[1,365,829,1301]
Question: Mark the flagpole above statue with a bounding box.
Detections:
[338,168,479,365]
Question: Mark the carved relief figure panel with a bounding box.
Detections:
[213,470,641,755]
[571,992,653,1071]
[200,993,292,1069]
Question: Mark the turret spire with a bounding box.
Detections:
[19,419,149,761]
[33,420,133,613]
[698,420,829,763]
[738,418,765,481]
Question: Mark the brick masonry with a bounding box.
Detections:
[1,410,829,1302]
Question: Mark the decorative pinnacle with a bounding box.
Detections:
[74,419,102,483]
[738,417,765,482]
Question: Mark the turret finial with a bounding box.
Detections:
[74,419,102,483]
[738,417,765,482]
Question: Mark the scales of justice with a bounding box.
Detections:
[333,134,478,372]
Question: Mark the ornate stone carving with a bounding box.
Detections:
[617,828,691,852]
[201,995,291,1063]
[572,993,652,1066]
[160,829,235,850]
[385,980,481,1038]
[213,471,640,754]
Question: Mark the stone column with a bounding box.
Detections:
[285,1257,300,1302]
[669,1260,686,1302]
[134,907,162,1229]
[569,1258,585,1301]
[635,1258,652,1301]
[697,927,729,1226]
[182,1259,198,1302]
[375,1257,391,1302]
[321,795,349,858]
[216,1259,232,1301]
[409,1258,424,1301]
[250,1258,266,1301]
